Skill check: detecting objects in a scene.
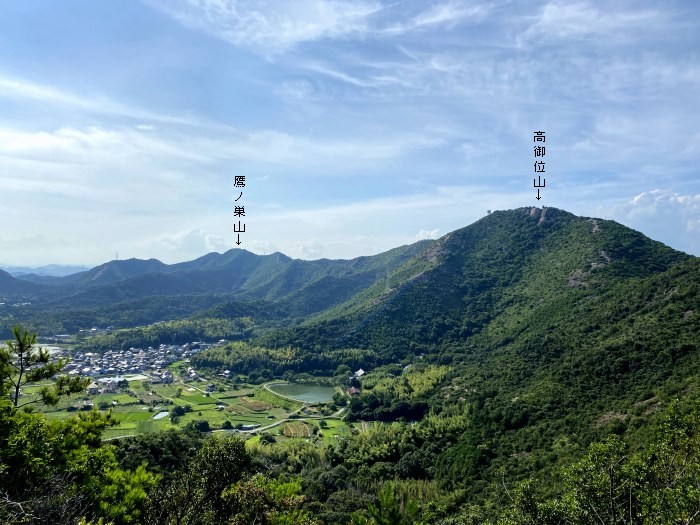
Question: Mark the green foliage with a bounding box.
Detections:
[0,325,89,406]
[145,435,252,524]
[348,366,449,422]
[0,401,155,524]
[223,475,319,525]
[2,208,699,523]
[193,340,380,377]
[494,398,700,524]
[97,464,159,525]
[350,482,421,525]
[187,419,211,432]
[113,428,204,478]
[78,317,254,352]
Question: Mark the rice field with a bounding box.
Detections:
[26,375,345,443]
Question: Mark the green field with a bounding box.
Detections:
[25,375,337,441]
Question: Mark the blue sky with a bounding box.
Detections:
[1,0,698,265]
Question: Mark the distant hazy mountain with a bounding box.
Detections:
[4,264,90,277]
[0,269,46,296]
[0,241,431,333]
[4,264,90,278]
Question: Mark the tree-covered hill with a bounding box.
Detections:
[0,241,431,337]
[235,207,698,512]
[262,207,691,355]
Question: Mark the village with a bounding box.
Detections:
[42,339,231,396]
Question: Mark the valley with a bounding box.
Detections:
[1,207,699,524]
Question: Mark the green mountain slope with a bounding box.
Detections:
[247,207,697,509]
[0,240,432,337]
[266,207,691,356]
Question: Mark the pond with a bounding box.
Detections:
[268,383,336,403]
[152,411,170,420]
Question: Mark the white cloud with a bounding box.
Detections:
[517,1,666,47]
[0,74,210,128]
[245,239,280,255]
[606,189,700,256]
[295,239,326,258]
[147,0,382,52]
[416,228,440,240]
[380,1,491,35]
[148,229,230,254]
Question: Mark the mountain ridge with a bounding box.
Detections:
[1,208,694,343]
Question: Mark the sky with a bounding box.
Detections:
[0,0,699,266]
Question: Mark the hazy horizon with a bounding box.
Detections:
[3,206,699,269]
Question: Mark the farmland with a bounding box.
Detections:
[24,371,350,443]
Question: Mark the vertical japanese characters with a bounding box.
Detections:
[234,176,245,245]
[533,131,545,200]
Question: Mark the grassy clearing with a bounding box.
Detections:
[94,393,136,405]
[239,396,273,411]
[218,388,255,398]
[112,411,153,423]
[255,387,303,411]
[181,394,215,405]
[320,420,351,445]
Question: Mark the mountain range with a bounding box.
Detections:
[0,264,90,278]
[2,206,698,516]
[1,207,696,342]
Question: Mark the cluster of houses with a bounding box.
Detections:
[86,377,125,395]
[63,342,213,378]
[0,301,32,307]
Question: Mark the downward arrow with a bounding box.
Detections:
[236,234,242,246]
[536,189,542,200]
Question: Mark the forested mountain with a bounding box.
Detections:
[267,207,691,353]
[1,207,698,523]
[0,240,431,337]
[194,207,699,519]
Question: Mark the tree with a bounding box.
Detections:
[187,420,210,433]
[145,435,252,524]
[259,433,276,445]
[350,483,420,525]
[0,325,89,407]
[0,404,154,524]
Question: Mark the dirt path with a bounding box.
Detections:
[214,407,347,434]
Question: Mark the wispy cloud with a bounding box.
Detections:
[147,0,493,53]
[517,1,667,48]
[0,74,216,128]
[0,122,447,171]
[146,0,383,52]
[380,1,491,36]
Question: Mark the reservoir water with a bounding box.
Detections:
[153,411,169,420]
[268,383,335,403]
